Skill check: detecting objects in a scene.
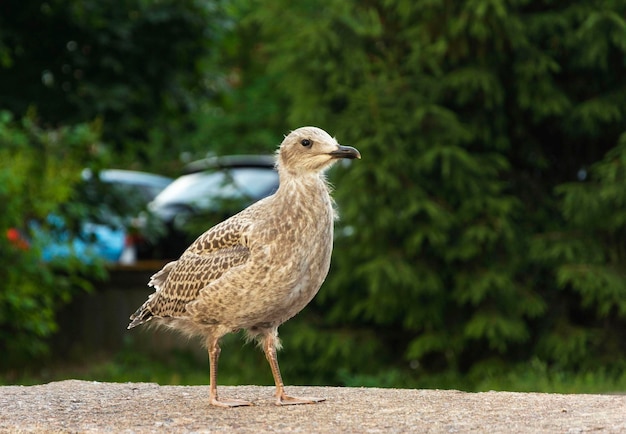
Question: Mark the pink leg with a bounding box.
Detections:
[262,332,325,406]
[208,337,252,407]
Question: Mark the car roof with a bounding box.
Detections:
[183,155,276,174]
[82,169,173,187]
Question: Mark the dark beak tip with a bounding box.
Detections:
[348,148,362,160]
[331,145,361,160]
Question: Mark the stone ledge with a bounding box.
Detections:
[1,380,625,433]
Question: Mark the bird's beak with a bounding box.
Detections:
[329,145,361,160]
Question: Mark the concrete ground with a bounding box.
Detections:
[1,380,625,433]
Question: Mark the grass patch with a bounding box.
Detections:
[0,332,274,387]
[3,338,625,395]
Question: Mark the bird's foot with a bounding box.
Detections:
[275,394,325,406]
[210,397,253,408]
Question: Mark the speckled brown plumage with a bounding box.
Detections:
[128,126,360,407]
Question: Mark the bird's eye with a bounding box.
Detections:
[301,139,312,147]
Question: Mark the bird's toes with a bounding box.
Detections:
[275,395,326,406]
[210,397,253,408]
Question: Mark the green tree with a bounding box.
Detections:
[185,1,290,156]
[242,0,626,386]
[533,134,626,370]
[0,0,227,167]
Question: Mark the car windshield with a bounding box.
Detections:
[153,167,278,209]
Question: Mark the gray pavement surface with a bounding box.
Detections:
[1,380,625,433]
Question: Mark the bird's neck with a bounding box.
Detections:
[279,168,328,187]
[275,170,332,206]
[273,170,337,226]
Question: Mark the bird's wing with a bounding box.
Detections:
[128,215,252,327]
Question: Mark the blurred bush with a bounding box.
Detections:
[0,111,106,367]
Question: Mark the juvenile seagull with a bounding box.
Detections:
[128,127,360,407]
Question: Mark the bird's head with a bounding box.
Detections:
[276,126,361,175]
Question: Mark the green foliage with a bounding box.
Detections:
[2,0,626,391]
[183,0,291,158]
[5,344,626,394]
[245,0,626,384]
[0,0,228,168]
[533,134,626,368]
[0,111,106,366]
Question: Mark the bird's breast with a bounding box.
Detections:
[248,183,335,320]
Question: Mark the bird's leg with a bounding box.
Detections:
[207,336,252,407]
[262,332,325,406]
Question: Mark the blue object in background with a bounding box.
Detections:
[32,169,172,264]
[34,216,126,263]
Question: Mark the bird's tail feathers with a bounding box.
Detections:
[127,303,153,329]
[128,261,178,330]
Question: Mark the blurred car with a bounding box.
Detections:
[144,155,279,259]
[85,169,173,204]
[30,169,173,264]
